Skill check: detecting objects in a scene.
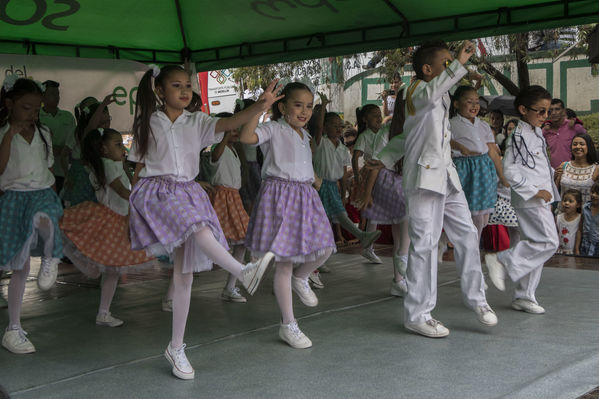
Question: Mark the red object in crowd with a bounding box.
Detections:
[198,72,209,114]
[482,224,510,252]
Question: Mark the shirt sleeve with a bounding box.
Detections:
[482,121,495,144]
[64,130,76,150]
[103,159,121,185]
[354,133,367,153]
[193,112,222,147]
[376,135,405,169]
[127,139,142,163]
[255,121,274,146]
[574,123,587,134]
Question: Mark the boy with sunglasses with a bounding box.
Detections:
[379,40,498,338]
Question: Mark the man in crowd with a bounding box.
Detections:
[39,80,76,194]
[542,98,586,169]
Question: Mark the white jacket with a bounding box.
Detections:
[401,60,467,195]
[503,120,560,208]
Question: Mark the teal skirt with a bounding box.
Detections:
[318,180,346,219]
[454,154,497,214]
[0,188,63,270]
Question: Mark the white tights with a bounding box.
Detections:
[171,227,245,348]
[274,248,334,324]
[98,270,120,315]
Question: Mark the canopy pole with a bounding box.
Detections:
[381,0,410,36]
[174,0,191,64]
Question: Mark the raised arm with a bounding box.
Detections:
[216,80,283,133]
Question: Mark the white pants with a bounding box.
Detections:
[404,185,487,324]
[497,205,558,303]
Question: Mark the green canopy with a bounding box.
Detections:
[1,0,597,70]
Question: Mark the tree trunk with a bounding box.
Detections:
[471,56,520,96]
[515,32,530,89]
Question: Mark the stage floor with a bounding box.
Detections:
[1,248,598,399]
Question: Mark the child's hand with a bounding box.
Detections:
[313,175,322,191]
[457,40,476,65]
[357,193,373,210]
[318,92,330,106]
[535,189,552,202]
[462,148,481,156]
[467,70,483,82]
[257,80,285,112]
[102,93,117,106]
[500,177,510,188]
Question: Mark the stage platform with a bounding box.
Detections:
[0,247,598,399]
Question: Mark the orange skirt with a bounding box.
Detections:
[210,186,249,243]
[59,201,157,277]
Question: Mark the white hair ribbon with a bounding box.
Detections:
[148,64,161,78]
[2,74,19,92]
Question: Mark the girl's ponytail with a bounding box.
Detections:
[132,69,156,160]
[389,88,405,139]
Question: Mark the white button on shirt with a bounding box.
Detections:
[128,110,222,182]
[90,158,130,216]
[313,137,351,182]
[255,119,314,183]
[0,123,55,191]
[209,145,242,190]
[449,115,495,156]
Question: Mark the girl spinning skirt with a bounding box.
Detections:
[245,178,336,262]
[129,177,228,273]
[0,189,63,270]
[454,154,497,215]
[60,201,158,277]
[210,185,249,244]
[361,168,406,225]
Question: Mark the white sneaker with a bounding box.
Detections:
[291,275,318,307]
[484,253,506,291]
[221,287,247,303]
[359,230,381,248]
[405,319,450,338]
[165,342,195,380]
[361,248,383,264]
[511,298,545,314]
[38,257,59,291]
[162,298,172,312]
[474,305,498,326]
[308,271,324,289]
[279,320,312,349]
[240,252,275,295]
[2,327,36,354]
[393,255,407,277]
[390,278,408,297]
[96,312,124,327]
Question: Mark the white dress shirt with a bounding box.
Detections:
[449,115,495,156]
[255,119,314,183]
[354,125,389,161]
[401,60,467,195]
[313,137,351,181]
[128,110,222,182]
[503,120,560,208]
[209,145,242,189]
[90,158,130,216]
[0,123,55,191]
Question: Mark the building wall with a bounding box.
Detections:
[337,51,599,123]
